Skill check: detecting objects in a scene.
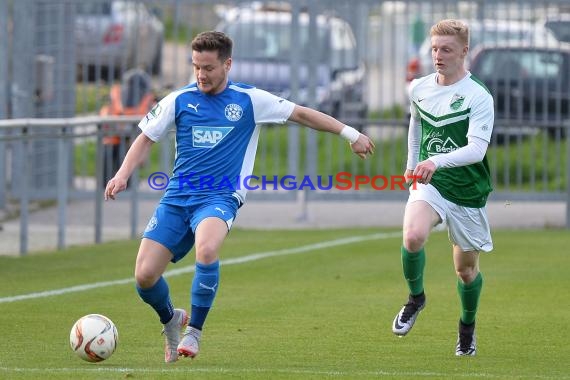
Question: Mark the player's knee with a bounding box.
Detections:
[403,229,426,253]
[134,265,160,289]
[194,241,219,264]
[456,267,478,284]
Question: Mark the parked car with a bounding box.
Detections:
[406,19,558,82]
[215,4,368,130]
[75,1,164,79]
[469,43,570,141]
[543,14,570,43]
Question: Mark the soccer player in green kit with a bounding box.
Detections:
[391,19,494,356]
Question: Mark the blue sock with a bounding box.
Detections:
[190,261,220,330]
[190,305,210,330]
[136,276,174,324]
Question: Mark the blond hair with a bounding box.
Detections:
[430,19,469,46]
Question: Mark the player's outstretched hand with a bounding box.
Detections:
[104,177,128,200]
[350,134,375,159]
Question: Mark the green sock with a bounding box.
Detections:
[401,246,425,296]
[457,272,483,325]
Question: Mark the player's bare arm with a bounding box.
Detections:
[105,133,155,200]
[288,104,375,159]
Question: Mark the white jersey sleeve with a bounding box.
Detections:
[407,113,421,170]
[138,89,183,142]
[428,135,488,169]
[236,86,295,124]
[406,79,421,170]
[467,84,494,143]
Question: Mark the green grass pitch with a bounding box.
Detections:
[0,228,568,379]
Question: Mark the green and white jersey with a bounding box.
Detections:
[409,72,494,208]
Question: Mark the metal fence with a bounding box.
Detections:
[1,0,570,254]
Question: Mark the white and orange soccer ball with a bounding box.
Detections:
[69,314,118,362]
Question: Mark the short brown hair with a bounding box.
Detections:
[430,19,469,46]
[191,31,233,62]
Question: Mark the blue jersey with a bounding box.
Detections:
[139,81,295,205]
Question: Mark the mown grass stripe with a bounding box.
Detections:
[1,366,565,379]
[0,232,400,304]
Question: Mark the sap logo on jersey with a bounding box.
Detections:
[192,126,234,148]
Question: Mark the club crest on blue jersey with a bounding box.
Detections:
[192,126,234,148]
[225,103,243,121]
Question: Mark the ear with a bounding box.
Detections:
[225,57,232,71]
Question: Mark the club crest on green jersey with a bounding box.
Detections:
[450,94,465,110]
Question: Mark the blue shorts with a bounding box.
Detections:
[142,195,240,263]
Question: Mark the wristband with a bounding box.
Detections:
[340,125,360,144]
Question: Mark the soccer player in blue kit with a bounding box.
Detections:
[104,31,375,363]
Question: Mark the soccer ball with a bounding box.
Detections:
[69,314,118,362]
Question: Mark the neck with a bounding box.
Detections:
[437,69,468,86]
